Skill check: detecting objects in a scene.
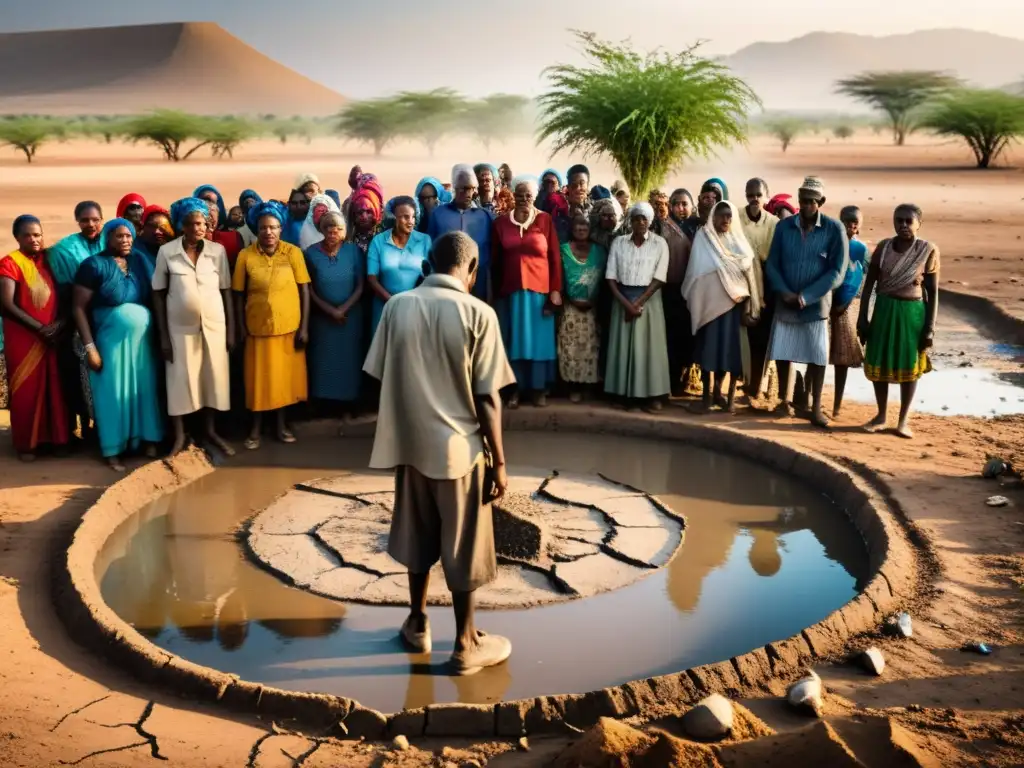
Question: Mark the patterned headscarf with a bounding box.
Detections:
[355,173,383,207]
[193,185,228,226]
[115,193,146,220]
[299,193,341,251]
[349,188,383,225]
[170,197,210,233]
[100,218,137,251]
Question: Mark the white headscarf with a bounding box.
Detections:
[299,193,341,251]
[682,200,762,332]
[628,202,655,227]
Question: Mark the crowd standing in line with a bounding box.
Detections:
[1,163,940,467]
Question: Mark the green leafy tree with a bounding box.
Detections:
[765,118,803,152]
[465,94,531,152]
[833,124,854,140]
[0,117,65,163]
[537,31,757,199]
[835,71,960,146]
[206,117,255,159]
[335,97,406,157]
[123,110,214,161]
[394,88,466,157]
[921,88,1024,168]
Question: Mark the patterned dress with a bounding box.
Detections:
[558,242,606,384]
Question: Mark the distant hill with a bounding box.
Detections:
[0,22,346,116]
[723,29,1024,111]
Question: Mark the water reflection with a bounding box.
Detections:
[98,433,868,712]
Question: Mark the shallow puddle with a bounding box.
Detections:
[97,433,868,712]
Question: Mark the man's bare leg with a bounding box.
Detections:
[896,381,919,438]
[400,571,431,653]
[450,589,512,675]
[864,382,888,432]
[773,361,794,416]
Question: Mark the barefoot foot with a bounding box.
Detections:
[862,416,887,434]
[895,423,914,439]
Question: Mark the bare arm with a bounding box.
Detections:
[366,274,391,303]
[0,277,43,333]
[857,244,883,338]
[473,391,507,498]
[71,285,95,346]
[607,278,639,317]
[920,246,940,350]
[635,279,664,310]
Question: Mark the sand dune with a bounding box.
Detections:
[0,22,346,116]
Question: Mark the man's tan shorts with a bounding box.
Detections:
[388,457,497,593]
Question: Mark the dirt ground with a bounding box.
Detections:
[1,134,1023,766]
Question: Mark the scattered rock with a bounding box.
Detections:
[962,641,993,655]
[516,737,530,752]
[681,694,734,740]
[983,457,1008,478]
[786,670,824,717]
[986,495,1010,508]
[887,612,913,638]
[391,735,410,752]
[460,760,483,768]
[860,647,886,676]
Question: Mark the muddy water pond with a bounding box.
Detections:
[96,432,868,713]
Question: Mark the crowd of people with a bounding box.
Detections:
[0,161,940,469]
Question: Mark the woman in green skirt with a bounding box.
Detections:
[857,204,939,439]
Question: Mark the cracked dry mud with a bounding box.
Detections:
[245,469,686,609]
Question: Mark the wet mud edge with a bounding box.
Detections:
[53,409,922,740]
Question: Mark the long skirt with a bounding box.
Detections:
[244,333,308,411]
[89,304,164,458]
[829,297,865,368]
[768,316,829,367]
[695,304,743,376]
[166,326,231,417]
[604,287,671,399]
[309,303,364,402]
[662,284,694,388]
[498,290,557,392]
[864,294,931,383]
[557,303,601,384]
[2,320,68,452]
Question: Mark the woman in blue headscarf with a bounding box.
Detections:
[237,189,262,247]
[193,185,228,228]
[537,168,565,212]
[414,177,450,234]
[71,219,164,471]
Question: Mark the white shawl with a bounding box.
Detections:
[681,201,762,334]
[298,194,341,251]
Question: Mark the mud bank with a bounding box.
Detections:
[54,410,922,739]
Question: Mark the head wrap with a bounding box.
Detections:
[628,202,655,226]
[192,185,227,226]
[353,173,384,211]
[170,197,210,233]
[765,193,797,216]
[611,179,630,195]
[12,214,40,238]
[246,200,288,233]
[590,185,612,201]
[540,168,565,188]
[566,164,590,181]
[473,163,500,187]
[452,163,477,188]
[115,193,146,219]
[797,176,825,201]
[239,189,262,207]
[141,204,170,225]
[100,218,137,251]
[510,174,540,199]
[325,189,342,209]
[415,177,452,205]
[703,177,729,201]
[299,193,341,251]
[294,172,320,191]
[349,189,383,225]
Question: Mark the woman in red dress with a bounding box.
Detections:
[0,216,69,460]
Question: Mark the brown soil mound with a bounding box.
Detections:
[0,22,345,115]
[635,732,722,767]
[548,718,654,767]
[717,721,862,767]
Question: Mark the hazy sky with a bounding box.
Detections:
[3,0,1024,97]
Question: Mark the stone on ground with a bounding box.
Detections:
[681,694,735,740]
[860,646,886,676]
[786,670,824,717]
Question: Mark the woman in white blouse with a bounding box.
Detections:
[604,202,672,411]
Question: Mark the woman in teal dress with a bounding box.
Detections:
[366,196,431,337]
[71,218,164,471]
[304,211,364,409]
[558,214,607,402]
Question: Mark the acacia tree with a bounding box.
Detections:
[921,89,1024,168]
[465,94,530,152]
[766,118,803,152]
[835,71,960,146]
[123,110,214,161]
[833,124,854,140]
[538,31,757,199]
[336,98,406,157]
[0,117,64,163]
[206,117,255,159]
[395,88,466,157]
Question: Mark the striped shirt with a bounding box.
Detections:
[765,212,848,323]
[606,231,669,287]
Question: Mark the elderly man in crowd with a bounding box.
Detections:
[428,164,496,301]
[764,176,849,427]
[364,230,516,675]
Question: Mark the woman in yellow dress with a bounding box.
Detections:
[232,201,310,450]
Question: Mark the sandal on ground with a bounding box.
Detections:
[244,437,261,451]
[449,631,512,676]
[277,430,297,444]
[399,615,432,655]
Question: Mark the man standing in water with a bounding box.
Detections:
[364,231,516,675]
[764,176,848,428]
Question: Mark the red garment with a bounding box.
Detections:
[765,193,797,216]
[141,204,170,225]
[0,251,69,452]
[116,193,146,219]
[491,211,563,299]
[211,230,244,268]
